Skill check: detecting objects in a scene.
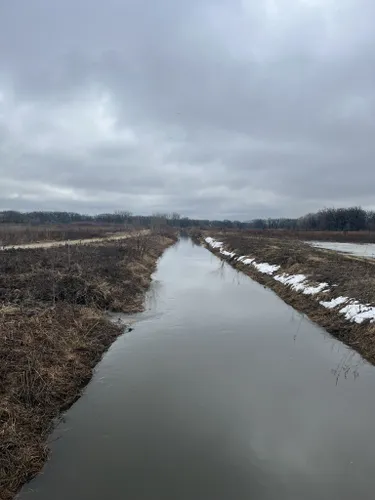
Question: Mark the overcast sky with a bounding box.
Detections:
[1,0,374,220]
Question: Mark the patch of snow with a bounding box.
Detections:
[320,296,349,309]
[274,273,328,295]
[302,282,329,295]
[339,302,375,324]
[274,273,306,287]
[253,262,280,275]
[220,249,236,258]
[242,258,255,265]
[205,237,223,249]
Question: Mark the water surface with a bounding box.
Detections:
[308,240,375,259]
[21,239,375,499]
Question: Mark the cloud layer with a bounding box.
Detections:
[1,0,375,219]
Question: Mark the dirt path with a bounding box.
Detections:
[0,230,150,251]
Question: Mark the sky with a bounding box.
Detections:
[1,0,375,220]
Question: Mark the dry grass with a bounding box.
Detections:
[214,228,375,243]
[215,232,375,305]
[0,232,177,500]
[0,305,122,499]
[0,223,134,247]
[202,231,375,365]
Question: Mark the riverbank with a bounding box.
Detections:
[198,232,375,365]
[0,232,176,500]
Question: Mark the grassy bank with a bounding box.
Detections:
[200,231,375,365]
[0,232,176,500]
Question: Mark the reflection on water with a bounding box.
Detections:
[21,239,375,500]
[331,350,362,384]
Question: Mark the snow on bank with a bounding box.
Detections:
[253,262,280,275]
[274,273,329,295]
[204,236,375,324]
[205,237,224,250]
[205,237,279,276]
[274,273,306,288]
[320,296,349,309]
[319,298,375,324]
[339,303,375,324]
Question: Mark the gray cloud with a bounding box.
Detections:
[1,0,375,219]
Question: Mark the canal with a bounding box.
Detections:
[21,238,375,499]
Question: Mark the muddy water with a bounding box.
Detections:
[21,239,375,500]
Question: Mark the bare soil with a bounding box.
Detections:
[0,232,176,500]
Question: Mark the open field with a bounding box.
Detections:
[0,231,177,500]
[0,224,137,247]
[297,230,375,243]
[0,229,150,251]
[220,229,375,244]
[199,231,375,365]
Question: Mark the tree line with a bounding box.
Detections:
[248,207,375,232]
[0,210,249,230]
[1,206,375,231]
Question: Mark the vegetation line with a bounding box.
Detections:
[2,205,375,237]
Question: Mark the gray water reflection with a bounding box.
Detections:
[20,239,375,499]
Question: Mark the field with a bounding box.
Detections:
[0,231,176,500]
[0,223,136,247]
[220,228,375,244]
[199,231,375,365]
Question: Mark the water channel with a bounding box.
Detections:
[20,238,375,499]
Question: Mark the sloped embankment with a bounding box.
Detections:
[202,233,375,365]
[0,232,176,500]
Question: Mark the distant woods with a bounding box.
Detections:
[1,206,375,232]
[249,207,374,232]
[0,210,246,230]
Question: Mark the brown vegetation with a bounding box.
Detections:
[0,223,135,247]
[0,232,176,500]
[289,229,375,243]
[217,228,375,243]
[201,231,375,365]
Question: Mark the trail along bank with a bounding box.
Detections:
[0,230,150,251]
